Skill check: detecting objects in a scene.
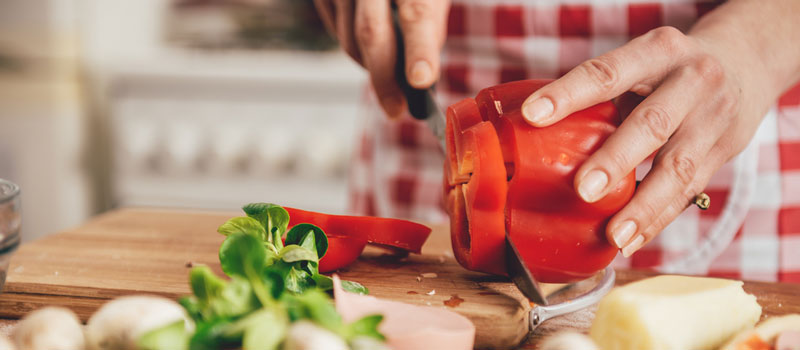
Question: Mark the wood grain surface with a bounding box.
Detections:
[0,208,798,349]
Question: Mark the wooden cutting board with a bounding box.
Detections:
[1,208,798,349]
[0,208,555,348]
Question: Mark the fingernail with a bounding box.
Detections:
[578,170,608,202]
[522,97,554,125]
[410,60,432,87]
[622,235,645,258]
[611,220,637,248]
[384,95,406,119]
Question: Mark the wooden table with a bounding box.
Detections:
[0,208,797,349]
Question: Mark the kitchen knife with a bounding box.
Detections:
[391,6,447,152]
[505,232,549,306]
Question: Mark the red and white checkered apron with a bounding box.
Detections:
[348,0,800,283]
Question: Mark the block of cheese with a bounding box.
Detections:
[589,275,762,350]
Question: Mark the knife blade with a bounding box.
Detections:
[391,6,447,152]
[506,232,549,306]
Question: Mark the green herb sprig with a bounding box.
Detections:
[139,203,382,350]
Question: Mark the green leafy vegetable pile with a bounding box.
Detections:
[139,203,383,350]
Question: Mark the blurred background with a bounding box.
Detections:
[0,0,367,241]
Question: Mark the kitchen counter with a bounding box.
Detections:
[0,208,797,349]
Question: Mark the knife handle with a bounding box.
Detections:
[391,5,432,120]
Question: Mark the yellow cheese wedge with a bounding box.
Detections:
[589,275,762,350]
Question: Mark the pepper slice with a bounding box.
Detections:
[445,79,636,283]
[446,121,508,275]
[285,207,432,272]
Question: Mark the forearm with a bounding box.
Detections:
[689,0,800,102]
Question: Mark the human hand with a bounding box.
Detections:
[520,26,773,257]
[313,0,450,118]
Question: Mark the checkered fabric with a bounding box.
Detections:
[348,0,800,283]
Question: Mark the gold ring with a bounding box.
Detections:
[693,192,710,210]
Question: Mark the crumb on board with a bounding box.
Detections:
[416,276,422,282]
[444,295,465,308]
[427,290,436,296]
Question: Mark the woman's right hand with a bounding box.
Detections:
[313,0,451,118]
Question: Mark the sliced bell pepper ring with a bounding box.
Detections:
[447,121,508,276]
[445,98,484,187]
[285,207,432,272]
[445,79,636,283]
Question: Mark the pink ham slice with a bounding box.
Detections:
[333,276,475,350]
[777,330,800,350]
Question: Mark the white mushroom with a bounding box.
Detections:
[12,306,84,350]
[282,321,348,350]
[85,295,191,350]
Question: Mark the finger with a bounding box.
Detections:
[574,62,710,204]
[521,26,691,126]
[616,76,737,254]
[619,141,729,257]
[604,100,730,251]
[334,0,361,64]
[313,0,337,36]
[355,0,406,117]
[604,55,735,251]
[396,0,450,88]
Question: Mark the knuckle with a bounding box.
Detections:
[607,149,634,177]
[637,202,661,227]
[716,90,739,117]
[579,57,619,90]
[638,105,673,143]
[647,26,689,54]
[665,152,698,185]
[354,16,386,48]
[399,1,432,24]
[692,54,724,83]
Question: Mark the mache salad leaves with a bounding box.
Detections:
[139,203,382,350]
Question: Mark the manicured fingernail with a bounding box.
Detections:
[410,60,432,87]
[622,235,645,258]
[522,97,554,125]
[578,170,608,202]
[612,220,637,248]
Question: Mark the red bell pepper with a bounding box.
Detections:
[285,207,432,272]
[445,79,635,283]
[445,120,508,275]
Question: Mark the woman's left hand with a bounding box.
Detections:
[519,5,796,257]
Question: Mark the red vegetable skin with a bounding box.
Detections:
[447,122,508,276]
[318,235,368,272]
[446,79,635,283]
[476,79,549,124]
[445,98,508,275]
[284,207,432,272]
[497,103,634,282]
